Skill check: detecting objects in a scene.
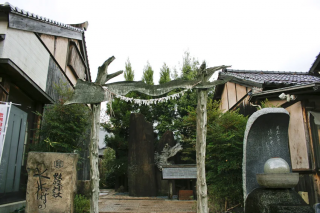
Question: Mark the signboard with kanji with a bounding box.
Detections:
[162,165,197,180]
[26,152,78,213]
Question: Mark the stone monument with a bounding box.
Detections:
[243,108,291,198]
[128,113,157,197]
[25,152,78,213]
[243,108,313,213]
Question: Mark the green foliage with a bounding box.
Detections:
[100,147,116,188]
[124,58,134,81]
[171,66,179,80]
[181,51,199,80]
[206,107,247,210]
[10,206,25,213]
[181,99,247,211]
[104,61,156,188]
[159,63,171,84]
[259,98,281,109]
[142,61,154,85]
[74,194,90,213]
[29,83,91,153]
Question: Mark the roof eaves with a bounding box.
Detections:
[1,2,84,33]
[220,72,264,88]
[225,69,308,75]
[81,33,91,82]
[251,83,320,98]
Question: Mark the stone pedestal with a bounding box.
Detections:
[128,113,157,197]
[245,188,313,213]
[26,152,78,213]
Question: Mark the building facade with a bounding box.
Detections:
[214,58,320,206]
[0,2,91,204]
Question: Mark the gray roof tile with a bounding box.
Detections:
[221,69,320,86]
[0,2,84,33]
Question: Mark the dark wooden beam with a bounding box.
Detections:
[9,13,82,40]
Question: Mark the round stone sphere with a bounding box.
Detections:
[264,157,290,174]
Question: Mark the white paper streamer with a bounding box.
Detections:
[103,82,200,114]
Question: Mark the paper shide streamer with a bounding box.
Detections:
[103,82,200,116]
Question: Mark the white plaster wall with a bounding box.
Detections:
[1,28,50,91]
[0,19,8,57]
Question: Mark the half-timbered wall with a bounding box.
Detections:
[46,57,72,102]
[219,82,250,112]
[55,37,68,70]
[40,34,55,55]
[40,34,69,71]
[66,66,77,85]
[0,21,85,101]
[67,42,86,80]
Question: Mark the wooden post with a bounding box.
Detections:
[196,88,209,213]
[169,180,173,199]
[89,103,101,213]
[90,56,115,213]
[196,62,209,213]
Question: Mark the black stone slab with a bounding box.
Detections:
[245,188,313,213]
[128,113,157,197]
[243,108,291,199]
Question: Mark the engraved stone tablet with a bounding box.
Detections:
[243,108,291,200]
[26,152,78,213]
[162,165,197,179]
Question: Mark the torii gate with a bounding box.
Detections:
[65,56,232,213]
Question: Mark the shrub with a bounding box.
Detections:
[206,104,247,212]
[74,194,90,213]
[99,147,116,188]
[29,82,91,153]
[181,100,247,212]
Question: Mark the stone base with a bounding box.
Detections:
[245,188,313,213]
[0,201,26,213]
[270,205,314,213]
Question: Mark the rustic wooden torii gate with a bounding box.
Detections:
[65,56,232,213]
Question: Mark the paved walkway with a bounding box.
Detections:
[99,189,196,213]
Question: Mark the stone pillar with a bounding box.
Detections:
[128,113,156,197]
[26,152,78,213]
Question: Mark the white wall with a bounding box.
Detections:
[1,28,50,91]
[0,16,8,57]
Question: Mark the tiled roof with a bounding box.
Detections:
[220,69,320,86]
[0,2,84,32]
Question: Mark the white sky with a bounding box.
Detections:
[4,0,320,84]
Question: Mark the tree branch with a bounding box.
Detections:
[194,77,234,89]
[95,56,115,85]
[203,65,231,82]
[106,70,123,82]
